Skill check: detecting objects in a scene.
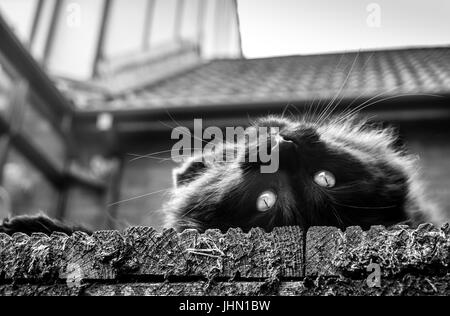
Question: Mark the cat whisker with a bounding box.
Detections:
[127,153,178,162]
[127,149,201,163]
[336,92,444,124]
[317,51,377,126]
[304,97,318,122]
[315,51,357,125]
[323,51,359,121]
[180,190,221,219]
[330,205,345,227]
[331,52,377,118]
[336,90,424,125]
[292,102,304,118]
[323,182,362,192]
[311,96,325,123]
[335,86,401,123]
[108,187,173,207]
[247,114,257,127]
[317,50,361,125]
[281,103,291,120]
[332,201,397,210]
[287,108,298,120]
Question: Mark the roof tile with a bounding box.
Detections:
[59,47,450,112]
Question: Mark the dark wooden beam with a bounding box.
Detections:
[27,89,68,139]
[0,80,28,184]
[0,135,11,184]
[55,113,73,220]
[72,94,450,138]
[233,0,244,58]
[28,0,44,49]
[42,0,62,67]
[0,14,74,117]
[105,155,124,229]
[93,0,113,78]
[11,131,63,187]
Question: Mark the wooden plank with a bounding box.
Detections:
[305,223,450,277]
[119,226,304,279]
[1,223,449,297]
[0,226,304,281]
[2,274,450,296]
[304,226,343,276]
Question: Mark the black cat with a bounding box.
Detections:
[0,115,445,235]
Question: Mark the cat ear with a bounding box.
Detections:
[172,144,228,187]
[173,156,207,187]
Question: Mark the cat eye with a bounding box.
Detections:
[314,170,336,188]
[256,190,277,212]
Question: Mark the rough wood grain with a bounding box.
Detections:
[2,273,450,296]
[1,224,449,296]
[306,223,450,277]
[0,226,304,280]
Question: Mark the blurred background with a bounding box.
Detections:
[0,0,449,231]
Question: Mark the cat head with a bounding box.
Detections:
[163,115,430,232]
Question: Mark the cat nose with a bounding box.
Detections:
[272,133,298,169]
[270,133,288,146]
[278,134,295,144]
[273,133,296,153]
[282,128,319,144]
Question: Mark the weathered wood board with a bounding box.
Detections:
[0,223,449,296]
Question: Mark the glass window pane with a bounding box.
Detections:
[201,0,217,57]
[47,0,105,80]
[104,0,147,59]
[2,148,58,217]
[149,0,178,48]
[0,0,39,43]
[21,99,66,169]
[180,0,201,44]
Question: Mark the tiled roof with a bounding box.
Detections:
[60,47,450,112]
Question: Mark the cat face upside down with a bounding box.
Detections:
[164,115,442,233]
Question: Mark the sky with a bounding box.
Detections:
[237,0,450,58]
